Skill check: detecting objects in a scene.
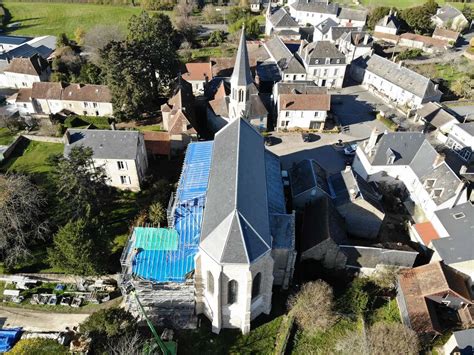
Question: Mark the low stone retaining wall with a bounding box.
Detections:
[21,134,63,144]
[0,135,24,161]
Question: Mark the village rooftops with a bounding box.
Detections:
[366,54,441,99]
[400,32,448,49]
[276,81,327,95]
[291,0,339,15]
[301,40,346,64]
[397,261,472,335]
[0,36,56,63]
[340,31,372,47]
[64,129,141,161]
[31,82,112,102]
[337,7,367,22]
[182,62,213,82]
[433,4,464,22]
[315,18,339,35]
[279,93,330,111]
[416,102,459,129]
[264,35,293,67]
[269,7,299,28]
[432,27,460,41]
[4,54,48,75]
[431,202,474,263]
[376,12,400,29]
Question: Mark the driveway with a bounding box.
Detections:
[329,85,396,137]
[0,306,90,332]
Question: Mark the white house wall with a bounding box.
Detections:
[94,158,142,191]
[3,72,43,89]
[304,63,346,88]
[277,109,327,129]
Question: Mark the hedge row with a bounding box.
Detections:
[4,0,135,5]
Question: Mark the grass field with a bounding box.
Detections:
[1,2,171,37]
[360,0,474,9]
[0,127,17,145]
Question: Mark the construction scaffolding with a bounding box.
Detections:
[121,141,213,328]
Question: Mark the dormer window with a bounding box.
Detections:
[453,212,465,220]
[432,188,443,198]
[424,179,436,188]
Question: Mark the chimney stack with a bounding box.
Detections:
[365,127,379,154]
[433,153,445,168]
[363,33,369,45]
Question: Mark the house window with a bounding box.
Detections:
[334,69,338,75]
[22,82,27,87]
[432,188,443,198]
[310,121,321,129]
[228,280,238,305]
[117,161,126,170]
[424,179,436,188]
[281,120,289,127]
[207,271,214,295]
[325,58,330,64]
[83,102,88,108]
[453,212,465,220]
[23,104,27,108]
[323,69,328,76]
[314,111,319,117]
[120,176,130,185]
[387,155,395,164]
[285,111,290,117]
[238,89,244,103]
[93,103,98,108]
[252,273,261,300]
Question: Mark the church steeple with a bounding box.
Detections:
[230,27,253,88]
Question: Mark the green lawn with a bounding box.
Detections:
[1,139,63,176]
[2,2,171,37]
[0,128,17,146]
[361,0,473,8]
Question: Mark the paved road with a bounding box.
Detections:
[0,306,90,332]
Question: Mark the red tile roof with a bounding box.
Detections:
[143,131,170,156]
[279,93,330,111]
[414,222,440,246]
[182,62,213,82]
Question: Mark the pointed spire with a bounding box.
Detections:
[230,27,253,87]
[266,0,271,18]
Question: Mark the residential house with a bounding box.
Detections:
[2,54,50,89]
[432,5,469,32]
[0,35,55,70]
[432,27,460,45]
[442,329,474,355]
[352,131,468,221]
[396,261,472,340]
[361,54,442,109]
[272,80,325,117]
[289,0,339,27]
[328,166,385,239]
[298,40,347,88]
[336,31,373,62]
[313,18,339,42]
[414,102,460,141]
[161,79,198,154]
[0,35,32,52]
[374,9,400,35]
[263,36,307,82]
[277,90,330,130]
[250,0,264,12]
[194,118,296,334]
[337,8,367,28]
[398,33,449,53]
[8,82,113,117]
[445,123,474,162]
[181,62,213,95]
[63,129,148,191]
[265,6,299,36]
[430,202,474,284]
[207,29,268,132]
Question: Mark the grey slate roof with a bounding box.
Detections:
[231,29,254,87]
[376,13,400,29]
[315,18,339,35]
[291,0,339,15]
[337,8,367,22]
[289,159,330,197]
[284,56,306,74]
[369,132,426,166]
[264,36,293,67]
[269,7,299,28]
[341,245,417,269]
[200,119,272,264]
[302,41,346,65]
[329,168,384,213]
[366,55,442,100]
[434,5,464,22]
[433,202,473,243]
[64,129,141,161]
[417,102,459,129]
[329,26,354,41]
[451,329,474,354]
[339,31,372,47]
[276,81,326,95]
[0,36,56,62]
[458,122,474,136]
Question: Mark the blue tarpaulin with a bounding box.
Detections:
[0,328,22,352]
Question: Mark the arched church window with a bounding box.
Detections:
[207,271,214,295]
[239,89,244,102]
[252,273,261,299]
[228,280,238,304]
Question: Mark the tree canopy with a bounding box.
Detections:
[0,174,48,267]
[400,1,438,34]
[9,338,68,355]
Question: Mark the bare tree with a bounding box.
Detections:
[0,114,23,133]
[83,25,125,65]
[368,322,419,355]
[288,280,337,332]
[0,174,49,267]
[173,0,195,20]
[202,4,222,24]
[107,331,142,355]
[369,266,400,291]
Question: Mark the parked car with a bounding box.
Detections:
[344,143,357,156]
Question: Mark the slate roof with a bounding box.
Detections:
[329,26,355,41]
[284,56,306,74]
[302,40,346,62]
[431,202,474,263]
[337,8,367,22]
[368,132,426,166]
[376,13,400,29]
[276,81,326,95]
[4,54,48,75]
[231,29,254,87]
[264,36,293,67]
[339,31,372,47]
[366,54,442,99]
[416,102,459,128]
[457,122,474,136]
[328,167,384,213]
[433,5,464,22]
[269,7,299,28]
[289,159,330,197]
[315,18,338,35]
[279,93,330,111]
[0,36,56,62]
[64,129,141,161]
[200,119,272,264]
[341,245,417,269]
[291,0,339,15]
